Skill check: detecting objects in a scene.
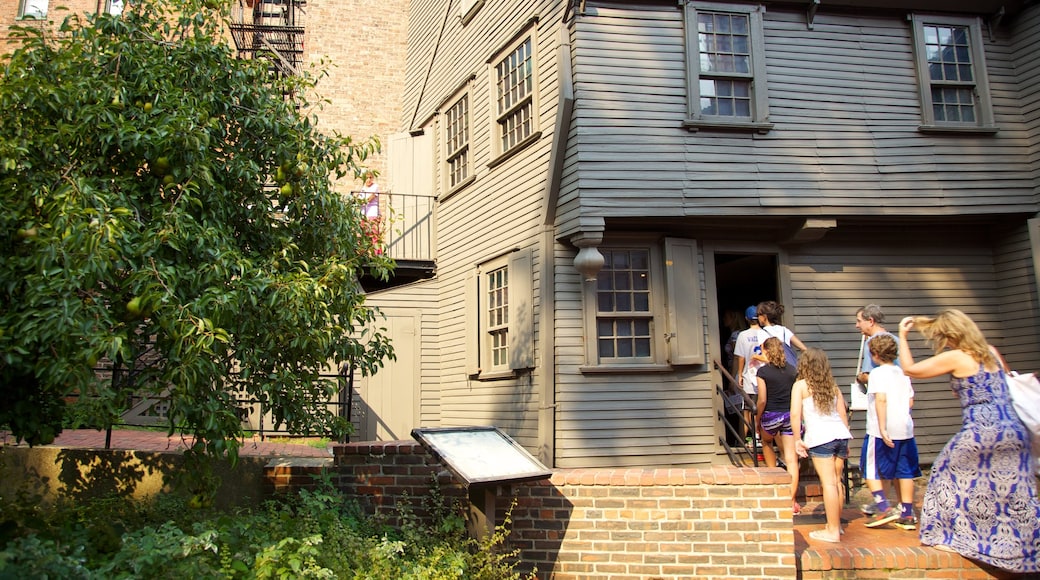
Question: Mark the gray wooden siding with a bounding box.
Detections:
[785,225,1022,464]
[992,222,1040,369]
[398,0,570,450]
[556,2,1038,240]
[1009,4,1040,197]
[553,243,719,469]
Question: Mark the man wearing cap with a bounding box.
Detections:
[732,305,764,441]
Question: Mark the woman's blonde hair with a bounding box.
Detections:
[762,337,787,368]
[912,309,996,367]
[797,348,839,414]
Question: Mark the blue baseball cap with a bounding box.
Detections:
[745,306,758,320]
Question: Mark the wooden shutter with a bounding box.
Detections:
[465,270,480,376]
[664,237,704,365]
[510,248,534,370]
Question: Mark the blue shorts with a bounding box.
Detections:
[808,438,850,459]
[761,411,793,436]
[860,435,922,480]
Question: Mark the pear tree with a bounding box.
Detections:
[0,0,393,468]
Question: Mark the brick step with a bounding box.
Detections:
[794,502,1028,580]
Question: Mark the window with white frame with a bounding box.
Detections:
[445,94,470,190]
[486,262,509,370]
[682,2,771,133]
[466,249,534,378]
[18,0,48,19]
[493,35,536,157]
[582,238,704,369]
[910,14,995,132]
[105,0,125,16]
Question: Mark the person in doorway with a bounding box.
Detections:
[756,337,801,514]
[860,334,921,529]
[898,310,1039,573]
[756,301,807,355]
[792,348,853,543]
[732,305,763,442]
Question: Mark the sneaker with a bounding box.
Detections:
[859,503,878,516]
[892,516,918,530]
[864,507,901,528]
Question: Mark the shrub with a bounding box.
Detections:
[0,481,533,579]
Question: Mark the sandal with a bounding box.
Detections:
[809,529,841,543]
[792,502,802,515]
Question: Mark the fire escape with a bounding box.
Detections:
[228,0,304,80]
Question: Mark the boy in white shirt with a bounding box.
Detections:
[861,334,922,529]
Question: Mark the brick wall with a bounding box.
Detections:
[268,441,798,580]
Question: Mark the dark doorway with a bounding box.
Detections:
[713,253,779,445]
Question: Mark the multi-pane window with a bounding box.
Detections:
[18,0,48,19]
[486,266,509,369]
[924,25,975,122]
[683,3,770,131]
[596,249,653,361]
[445,95,470,189]
[495,37,534,154]
[581,239,705,368]
[697,12,751,117]
[911,15,994,131]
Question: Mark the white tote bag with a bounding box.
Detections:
[849,336,868,411]
[1006,371,1040,475]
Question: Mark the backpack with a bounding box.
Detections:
[765,326,799,369]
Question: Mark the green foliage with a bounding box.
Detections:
[0,480,534,579]
[0,0,393,461]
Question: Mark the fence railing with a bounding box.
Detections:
[354,191,436,263]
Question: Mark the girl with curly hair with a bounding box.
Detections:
[791,348,852,543]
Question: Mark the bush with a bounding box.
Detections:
[0,482,533,579]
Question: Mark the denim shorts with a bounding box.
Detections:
[807,438,850,459]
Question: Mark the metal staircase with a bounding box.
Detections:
[228,0,304,79]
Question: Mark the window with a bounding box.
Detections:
[486,264,509,369]
[582,238,704,369]
[18,0,47,19]
[466,249,534,378]
[910,14,995,133]
[493,35,536,158]
[683,2,771,133]
[105,0,125,16]
[596,249,654,363]
[444,94,470,190]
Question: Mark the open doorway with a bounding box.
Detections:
[713,252,779,445]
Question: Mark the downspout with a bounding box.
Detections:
[537,26,575,468]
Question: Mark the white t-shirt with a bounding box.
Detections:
[758,324,794,347]
[866,363,915,440]
[733,327,764,395]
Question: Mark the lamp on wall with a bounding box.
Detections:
[573,237,604,281]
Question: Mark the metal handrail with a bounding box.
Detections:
[714,359,759,467]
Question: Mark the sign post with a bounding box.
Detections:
[411,426,552,538]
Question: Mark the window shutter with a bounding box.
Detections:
[664,238,704,365]
[510,248,534,370]
[465,270,480,376]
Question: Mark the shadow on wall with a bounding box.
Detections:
[0,447,275,509]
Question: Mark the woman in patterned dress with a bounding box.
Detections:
[897,309,1039,573]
